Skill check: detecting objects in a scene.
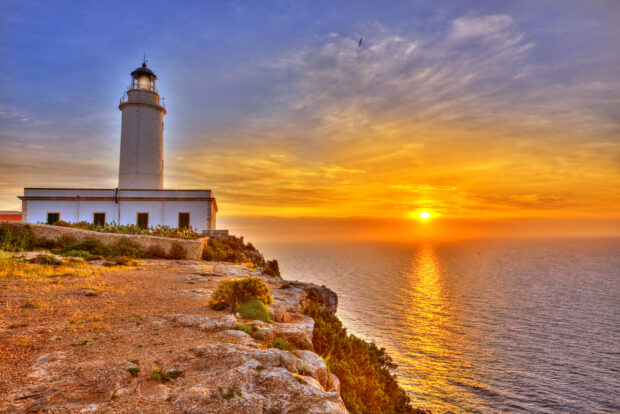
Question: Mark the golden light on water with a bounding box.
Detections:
[400,245,485,411]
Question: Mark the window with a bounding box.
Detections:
[46,212,60,225]
[93,212,106,227]
[178,212,190,229]
[137,213,149,229]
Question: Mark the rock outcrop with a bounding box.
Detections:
[0,258,347,413]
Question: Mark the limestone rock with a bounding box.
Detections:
[173,344,347,414]
[295,350,329,389]
[166,314,237,331]
[327,373,341,393]
[253,316,314,348]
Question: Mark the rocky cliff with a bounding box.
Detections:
[0,256,347,413]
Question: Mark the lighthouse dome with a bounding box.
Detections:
[131,62,157,79]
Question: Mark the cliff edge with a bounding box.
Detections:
[0,256,347,413]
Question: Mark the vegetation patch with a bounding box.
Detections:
[263,259,280,277]
[303,301,427,414]
[127,366,140,377]
[269,337,295,351]
[54,221,202,239]
[238,299,272,322]
[208,277,273,311]
[202,235,254,262]
[150,364,183,383]
[221,385,242,400]
[234,323,256,335]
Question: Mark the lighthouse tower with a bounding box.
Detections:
[118,60,166,189]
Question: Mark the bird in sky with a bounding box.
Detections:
[358,37,363,47]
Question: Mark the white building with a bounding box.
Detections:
[19,61,220,234]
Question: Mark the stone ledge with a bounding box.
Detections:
[0,221,207,261]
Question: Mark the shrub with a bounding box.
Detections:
[0,224,36,251]
[108,238,143,258]
[29,254,62,266]
[201,235,261,264]
[222,385,242,400]
[145,245,167,259]
[61,250,92,259]
[235,324,255,335]
[168,242,187,260]
[150,364,182,383]
[263,260,280,277]
[127,367,140,377]
[238,299,271,322]
[208,277,273,311]
[54,221,202,239]
[269,337,295,351]
[303,301,426,414]
[114,256,136,266]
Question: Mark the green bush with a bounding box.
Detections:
[201,235,259,263]
[263,260,280,277]
[235,323,255,335]
[269,337,295,351]
[145,245,167,259]
[52,237,144,259]
[61,249,92,259]
[208,277,273,311]
[238,299,272,322]
[303,301,426,414]
[28,254,62,266]
[168,242,187,260]
[54,221,202,239]
[107,238,143,258]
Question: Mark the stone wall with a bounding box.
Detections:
[1,221,207,261]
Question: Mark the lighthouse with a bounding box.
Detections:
[118,60,166,189]
[18,60,224,235]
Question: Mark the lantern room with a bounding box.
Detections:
[130,62,157,92]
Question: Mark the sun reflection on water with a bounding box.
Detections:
[400,244,484,412]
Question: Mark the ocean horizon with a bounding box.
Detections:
[260,237,620,413]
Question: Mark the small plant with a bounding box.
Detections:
[238,299,272,322]
[235,323,255,335]
[114,256,136,266]
[129,359,140,365]
[150,364,182,383]
[208,277,273,311]
[29,254,62,266]
[167,242,187,260]
[222,385,242,400]
[270,337,295,351]
[263,260,280,277]
[22,300,35,309]
[145,245,167,259]
[255,364,266,371]
[61,250,92,259]
[127,366,140,377]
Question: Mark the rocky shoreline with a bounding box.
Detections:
[0,256,348,413]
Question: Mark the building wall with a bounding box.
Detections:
[23,199,212,232]
[118,94,165,189]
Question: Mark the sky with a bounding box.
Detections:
[1,0,619,242]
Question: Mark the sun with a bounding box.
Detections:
[419,211,432,220]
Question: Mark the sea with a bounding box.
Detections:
[260,238,620,413]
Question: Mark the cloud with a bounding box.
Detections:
[451,15,514,40]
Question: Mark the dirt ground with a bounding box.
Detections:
[0,256,282,413]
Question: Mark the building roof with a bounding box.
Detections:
[130,63,157,79]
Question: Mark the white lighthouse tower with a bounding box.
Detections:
[118,60,166,189]
[18,59,223,235]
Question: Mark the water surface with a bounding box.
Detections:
[260,238,620,413]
